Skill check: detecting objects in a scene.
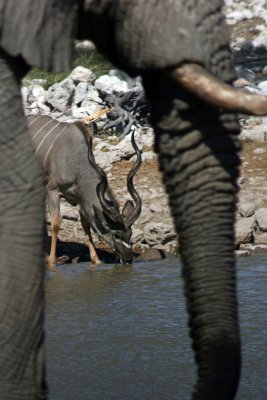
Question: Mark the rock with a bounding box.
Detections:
[240,243,267,255]
[94,131,146,168]
[68,66,96,84]
[142,152,157,162]
[255,208,267,231]
[240,129,267,142]
[46,78,75,112]
[254,231,267,244]
[60,202,79,221]
[74,82,89,105]
[235,216,255,245]
[257,80,267,94]
[238,202,255,217]
[75,40,96,51]
[72,104,104,119]
[252,147,267,154]
[28,84,47,109]
[143,222,176,246]
[238,176,248,185]
[131,228,144,244]
[235,250,251,257]
[81,85,102,107]
[149,203,163,214]
[30,79,47,87]
[95,75,129,95]
[136,247,177,261]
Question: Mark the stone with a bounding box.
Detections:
[149,203,163,214]
[143,222,176,246]
[235,216,255,245]
[255,208,267,231]
[252,147,267,154]
[240,129,267,142]
[235,250,251,257]
[68,66,96,84]
[60,202,79,221]
[21,86,29,103]
[253,231,267,244]
[74,82,89,105]
[81,85,102,107]
[238,202,255,217]
[136,247,175,261]
[75,40,96,51]
[257,80,267,94]
[72,104,104,119]
[95,74,129,95]
[46,78,75,112]
[131,228,144,244]
[28,84,47,110]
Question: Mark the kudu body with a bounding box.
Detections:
[27,115,142,266]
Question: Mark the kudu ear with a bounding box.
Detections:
[102,209,126,231]
[122,200,135,220]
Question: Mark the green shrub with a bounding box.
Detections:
[24,48,114,89]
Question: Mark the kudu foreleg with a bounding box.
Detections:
[47,188,60,268]
[79,212,101,265]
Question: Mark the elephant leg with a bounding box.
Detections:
[79,212,101,265]
[0,51,47,399]
[143,72,241,400]
[47,188,61,268]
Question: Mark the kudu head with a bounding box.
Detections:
[87,129,142,263]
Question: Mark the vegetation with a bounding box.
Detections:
[24,48,114,88]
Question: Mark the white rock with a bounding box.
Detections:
[95,75,129,94]
[21,87,29,103]
[75,40,96,51]
[235,250,250,257]
[240,129,267,142]
[74,82,89,105]
[257,80,267,94]
[81,85,102,107]
[28,85,47,106]
[253,147,267,154]
[68,66,96,83]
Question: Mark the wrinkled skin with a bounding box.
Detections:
[0,1,242,399]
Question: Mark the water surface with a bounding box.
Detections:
[46,256,267,399]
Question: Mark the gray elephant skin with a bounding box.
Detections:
[0,1,262,399]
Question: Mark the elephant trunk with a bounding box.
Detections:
[143,72,241,400]
[0,51,46,399]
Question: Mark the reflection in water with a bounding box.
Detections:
[45,257,267,400]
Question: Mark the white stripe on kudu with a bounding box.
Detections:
[27,115,45,128]
[35,121,61,155]
[43,125,67,170]
[32,118,54,140]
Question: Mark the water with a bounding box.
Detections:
[45,256,267,399]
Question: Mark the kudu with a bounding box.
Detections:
[27,115,142,266]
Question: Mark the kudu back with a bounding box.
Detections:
[27,115,142,266]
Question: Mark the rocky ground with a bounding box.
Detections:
[28,2,267,262]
